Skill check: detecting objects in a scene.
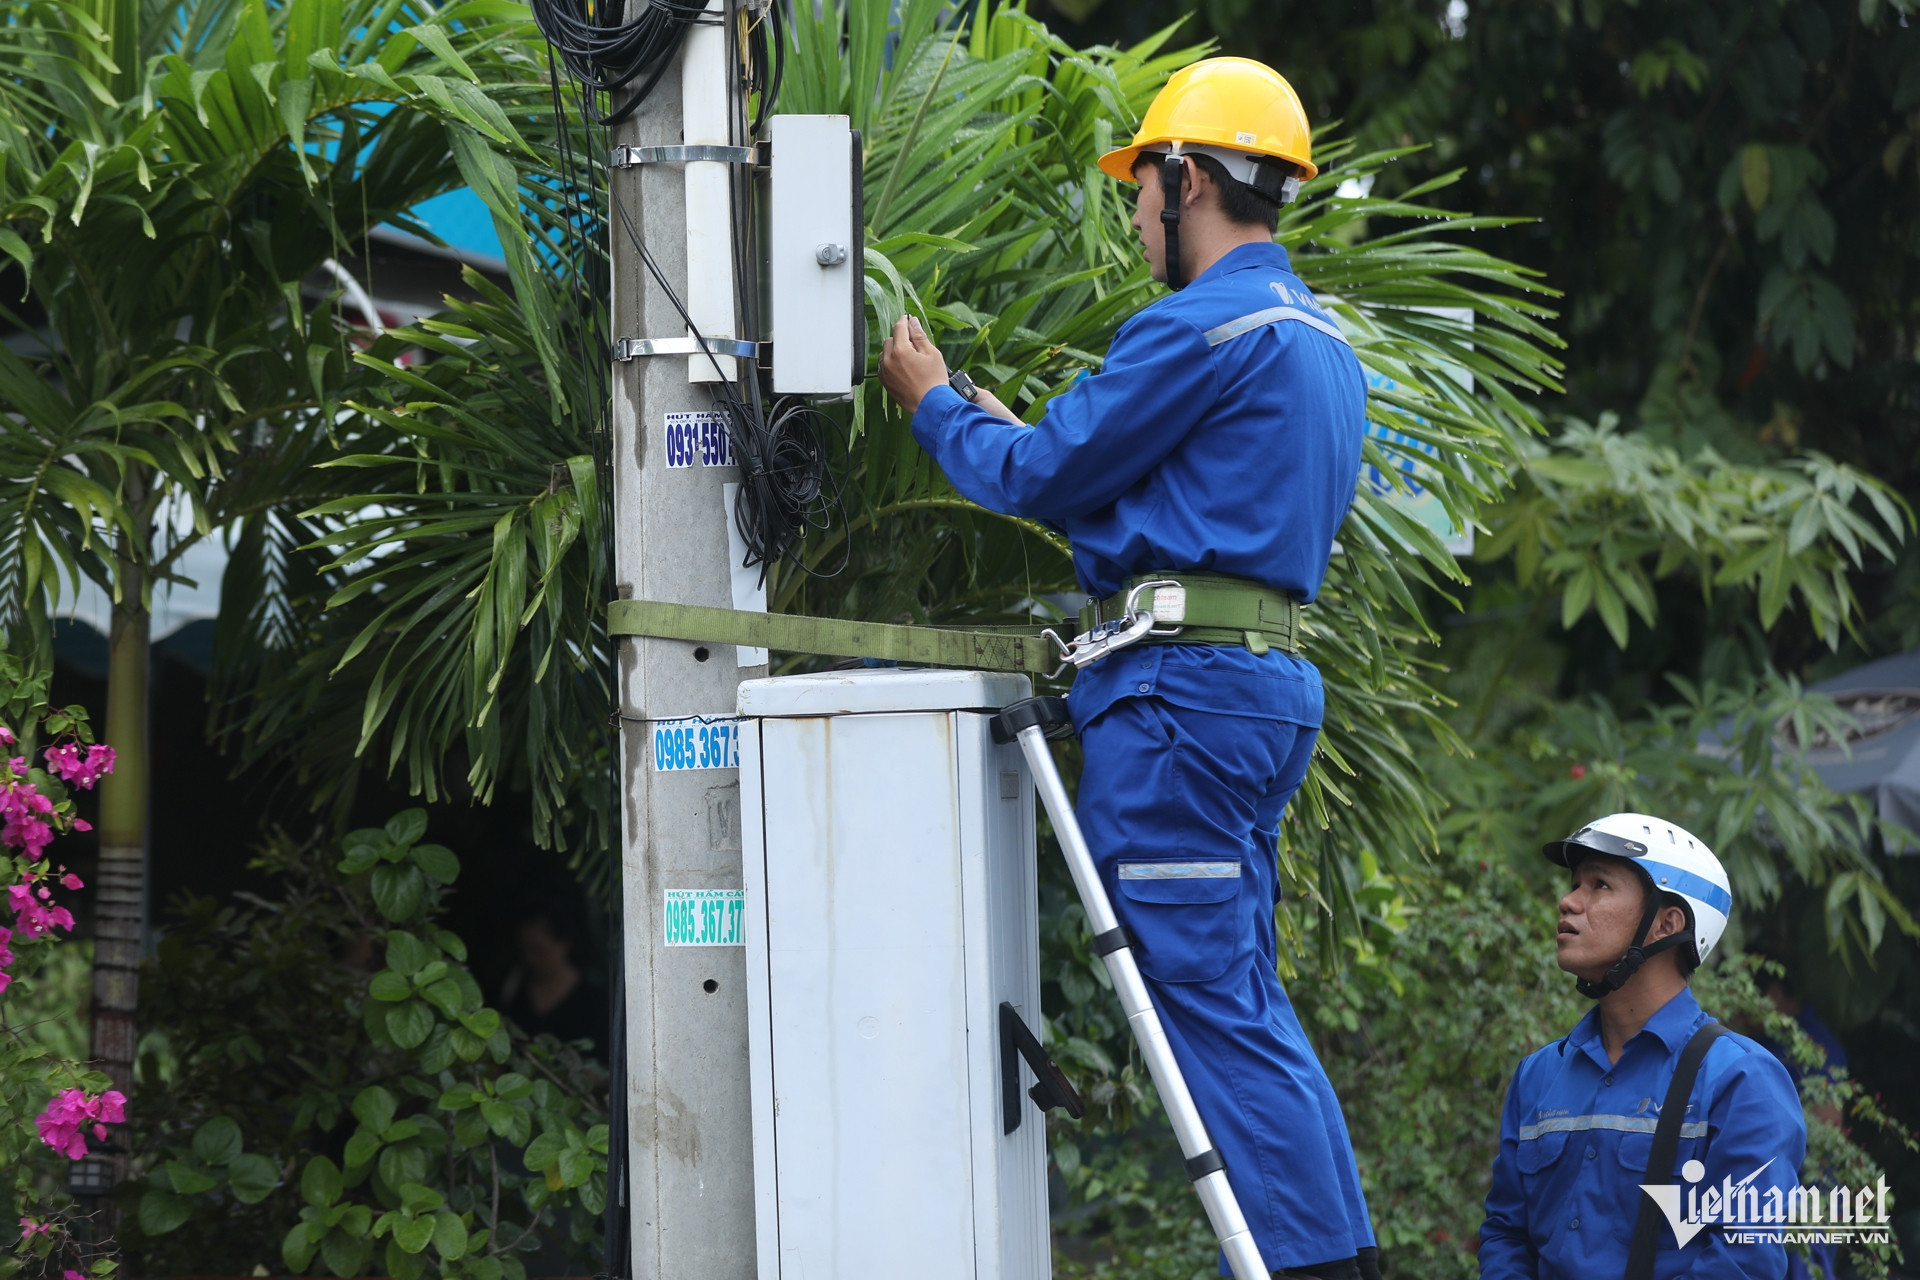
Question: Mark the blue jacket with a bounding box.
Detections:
[910,241,1366,730]
[1479,987,1806,1280]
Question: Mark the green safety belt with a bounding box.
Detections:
[606,599,1057,675]
[606,572,1300,674]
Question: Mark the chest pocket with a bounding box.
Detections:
[1115,860,1246,984]
[1616,1125,1704,1175]
[1516,1131,1570,1176]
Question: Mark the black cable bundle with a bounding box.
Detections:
[529,0,709,125]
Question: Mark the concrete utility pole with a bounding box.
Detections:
[608,5,765,1275]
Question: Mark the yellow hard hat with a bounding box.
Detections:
[1097,57,1317,185]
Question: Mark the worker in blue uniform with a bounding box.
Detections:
[1480,813,1807,1280]
[878,58,1377,1280]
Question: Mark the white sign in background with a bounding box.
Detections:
[723,481,769,667]
[1362,306,1476,558]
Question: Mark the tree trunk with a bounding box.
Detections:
[90,550,148,1098]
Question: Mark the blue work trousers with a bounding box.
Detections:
[1076,695,1376,1272]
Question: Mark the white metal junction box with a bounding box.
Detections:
[738,668,1051,1280]
[768,114,862,396]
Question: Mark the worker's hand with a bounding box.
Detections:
[972,385,1024,425]
[878,315,949,414]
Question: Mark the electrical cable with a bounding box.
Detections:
[529,0,710,125]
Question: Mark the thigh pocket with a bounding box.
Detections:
[1115,860,1245,984]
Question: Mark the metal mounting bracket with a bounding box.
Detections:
[614,336,761,362]
[610,144,766,169]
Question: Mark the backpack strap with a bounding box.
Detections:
[1625,1021,1726,1280]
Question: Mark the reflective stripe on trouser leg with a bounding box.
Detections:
[1076,697,1376,1268]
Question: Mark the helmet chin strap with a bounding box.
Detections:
[1576,890,1691,1000]
[1160,152,1187,291]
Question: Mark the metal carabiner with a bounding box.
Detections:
[1038,579,1183,679]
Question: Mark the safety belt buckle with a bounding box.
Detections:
[1042,578,1181,678]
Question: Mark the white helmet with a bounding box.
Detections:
[1543,812,1733,998]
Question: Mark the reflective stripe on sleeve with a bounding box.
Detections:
[1202,305,1350,349]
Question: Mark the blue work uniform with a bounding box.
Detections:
[912,240,1373,1271]
[1479,987,1807,1280]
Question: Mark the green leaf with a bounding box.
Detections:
[385,809,429,847]
[138,1189,193,1235]
[338,843,382,874]
[387,1000,435,1049]
[410,842,459,884]
[321,1228,372,1278]
[479,1099,517,1136]
[399,1182,446,1214]
[369,969,413,1001]
[283,1222,319,1273]
[494,1071,534,1101]
[387,1238,425,1280]
[394,1213,436,1254]
[193,1115,244,1165]
[227,1152,281,1204]
[418,1023,457,1073]
[556,1146,592,1187]
[301,1156,343,1208]
[384,929,433,975]
[1740,143,1770,210]
[343,1127,383,1170]
[352,1086,398,1135]
[453,1107,491,1148]
[523,1130,565,1171]
[163,1160,219,1196]
[371,864,427,921]
[431,1209,469,1260]
[421,977,464,1019]
[460,1008,500,1038]
[379,1144,431,1192]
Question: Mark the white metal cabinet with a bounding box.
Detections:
[738,669,1050,1280]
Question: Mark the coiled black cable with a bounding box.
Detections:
[529,0,710,125]
[544,0,841,577]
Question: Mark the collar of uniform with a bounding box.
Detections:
[1191,239,1293,288]
[1639,985,1707,1053]
[1566,985,1706,1069]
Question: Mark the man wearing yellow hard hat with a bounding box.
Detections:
[880,58,1376,1280]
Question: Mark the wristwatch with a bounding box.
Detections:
[948,369,981,402]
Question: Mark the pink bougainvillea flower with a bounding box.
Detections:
[0,725,15,746]
[19,1215,49,1239]
[66,1271,85,1280]
[6,757,22,775]
[0,780,55,859]
[42,742,81,779]
[43,742,113,790]
[61,872,83,891]
[71,818,90,833]
[8,884,75,939]
[34,1088,125,1160]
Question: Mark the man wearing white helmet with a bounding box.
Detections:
[1479,813,1807,1280]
